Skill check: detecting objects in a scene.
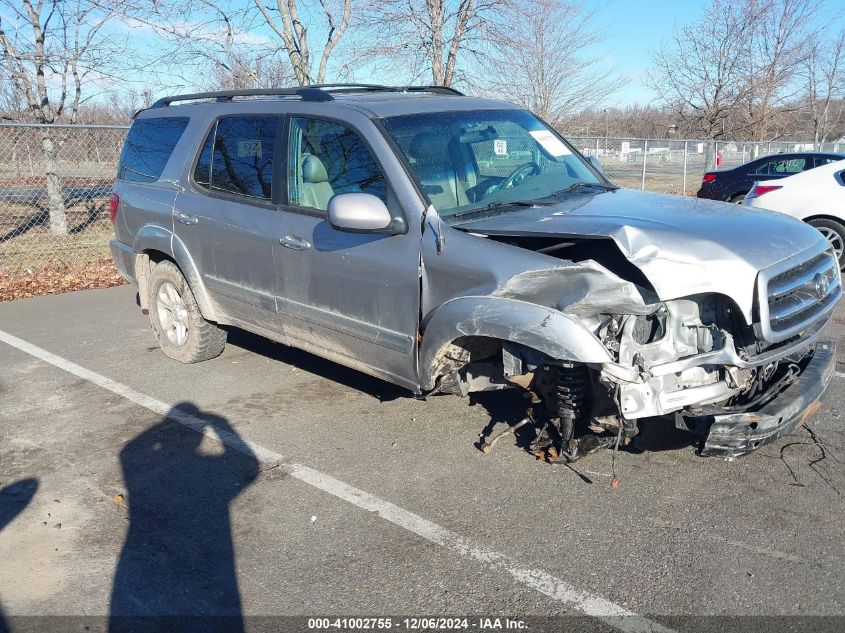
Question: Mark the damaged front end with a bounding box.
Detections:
[594,295,837,459]
[429,229,842,462]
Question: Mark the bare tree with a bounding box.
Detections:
[485,0,625,128]
[121,0,352,87]
[253,0,352,85]
[649,0,764,168]
[649,0,826,165]
[0,73,26,120]
[72,86,154,124]
[364,0,501,87]
[741,0,815,142]
[802,30,845,147]
[208,54,297,91]
[114,0,293,90]
[0,0,114,234]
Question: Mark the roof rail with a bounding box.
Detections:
[149,87,333,109]
[144,83,465,113]
[403,85,465,96]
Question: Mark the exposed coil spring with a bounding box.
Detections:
[554,363,589,420]
[546,363,589,444]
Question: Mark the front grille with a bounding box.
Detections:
[759,250,841,343]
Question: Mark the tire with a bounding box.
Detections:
[729,193,747,204]
[147,259,226,363]
[808,218,845,269]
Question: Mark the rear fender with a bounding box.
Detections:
[132,225,220,323]
[418,296,612,391]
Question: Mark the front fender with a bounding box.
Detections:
[418,296,612,391]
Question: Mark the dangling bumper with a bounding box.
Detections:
[689,342,836,458]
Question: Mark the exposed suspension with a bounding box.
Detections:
[529,362,591,461]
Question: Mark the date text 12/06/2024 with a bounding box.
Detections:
[307,617,528,630]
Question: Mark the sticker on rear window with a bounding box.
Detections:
[530,130,570,157]
[494,139,507,156]
[238,140,262,158]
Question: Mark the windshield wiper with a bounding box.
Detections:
[452,198,555,220]
[553,182,618,195]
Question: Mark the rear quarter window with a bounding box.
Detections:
[118,117,189,182]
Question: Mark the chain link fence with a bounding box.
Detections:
[0,123,128,272]
[572,136,845,196]
[1,123,843,274]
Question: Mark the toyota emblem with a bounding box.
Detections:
[814,272,830,299]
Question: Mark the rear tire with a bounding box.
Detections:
[729,193,747,204]
[147,260,226,363]
[808,218,845,269]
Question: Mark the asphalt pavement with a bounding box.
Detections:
[1,285,844,632]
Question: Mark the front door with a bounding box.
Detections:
[273,116,421,389]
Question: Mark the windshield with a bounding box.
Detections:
[381,109,606,223]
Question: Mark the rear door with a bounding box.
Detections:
[271,115,422,389]
[173,115,284,329]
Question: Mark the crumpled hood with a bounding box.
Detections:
[457,188,828,322]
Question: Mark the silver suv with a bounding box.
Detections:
[110,84,841,462]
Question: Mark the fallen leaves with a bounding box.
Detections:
[0,257,126,302]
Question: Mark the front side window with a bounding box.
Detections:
[118,117,189,182]
[197,116,278,201]
[287,118,387,212]
[381,109,603,223]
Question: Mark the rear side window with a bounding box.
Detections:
[194,116,278,201]
[770,158,805,174]
[118,117,189,182]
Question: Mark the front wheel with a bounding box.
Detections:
[148,260,227,363]
[808,218,845,268]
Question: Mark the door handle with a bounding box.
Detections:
[281,234,311,250]
[176,212,198,225]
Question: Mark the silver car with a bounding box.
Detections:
[109,84,841,462]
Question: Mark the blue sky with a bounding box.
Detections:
[598,0,710,105]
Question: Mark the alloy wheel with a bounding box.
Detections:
[817,227,845,261]
[156,281,189,347]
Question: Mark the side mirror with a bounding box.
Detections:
[328,193,394,233]
[588,156,606,175]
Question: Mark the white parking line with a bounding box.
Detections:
[0,328,672,633]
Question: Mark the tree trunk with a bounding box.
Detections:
[704,140,717,172]
[41,131,68,235]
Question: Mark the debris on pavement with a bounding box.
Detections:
[0,257,126,301]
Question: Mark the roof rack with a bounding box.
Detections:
[146,84,464,110]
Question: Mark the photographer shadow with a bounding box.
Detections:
[109,403,259,633]
[0,478,39,633]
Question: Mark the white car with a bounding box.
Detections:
[744,158,845,267]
